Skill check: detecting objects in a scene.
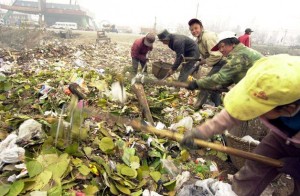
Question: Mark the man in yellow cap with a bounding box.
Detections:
[181,54,300,196]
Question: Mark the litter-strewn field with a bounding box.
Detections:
[0,27,294,195]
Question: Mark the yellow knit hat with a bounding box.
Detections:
[224,54,300,120]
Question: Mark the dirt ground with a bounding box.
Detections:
[0,27,296,195]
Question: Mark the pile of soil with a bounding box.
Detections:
[0,27,57,50]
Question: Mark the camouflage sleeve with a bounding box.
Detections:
[196,55,243,89]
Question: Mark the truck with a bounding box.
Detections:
[50,22,78,30]
[102,24,118,33]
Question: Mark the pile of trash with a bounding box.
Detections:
[0,28,57,50]
[0,39,236,195]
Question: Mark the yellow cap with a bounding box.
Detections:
[224,54,300,120]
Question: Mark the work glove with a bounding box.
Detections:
[186,81,198,90]
[180,128,207,149]
[278,157,300,181]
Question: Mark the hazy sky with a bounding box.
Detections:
[2,0,300,34]
[74,0,300,33]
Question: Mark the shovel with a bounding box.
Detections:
[84,107,283,168]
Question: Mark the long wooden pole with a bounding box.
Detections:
[128,119,284,168]
[144,78,189,88]
[84,108,284,168]
[141,78,228,92]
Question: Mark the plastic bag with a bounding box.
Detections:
[161,159,180,179]
[195,178,237,196]
[175,171,190,191]
[241,135,260,145]
[17,119,43,142]
[142,189,162,196]
[0,135,25,168]
[111,81,127,103]
[178,178,237,196]
[169,116,193,131]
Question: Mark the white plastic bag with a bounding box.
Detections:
[111,81,127,103]
[175,171,190,191]
[169,116,193,131]
[241,135,260,145]
[17,119,43,142]
[142,189,162,196]
[0,134,17,152]
[0,146,25,164]
[195,178,237,196]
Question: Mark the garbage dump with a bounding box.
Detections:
[0,28,294,196]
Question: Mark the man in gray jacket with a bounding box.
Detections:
[157,29,200,82]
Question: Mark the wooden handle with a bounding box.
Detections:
[143,78,229,92]
[129,119,284,168]
[183,57,201,61]
[88,110,283,168]
[144,78,189,88]
[131,83,154,125]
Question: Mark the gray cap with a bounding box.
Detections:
[144,33,155,47]
[157,29,171,41]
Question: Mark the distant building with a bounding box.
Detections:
[140,27,155,35]
[0,10,30,25]
[0,0,95,29]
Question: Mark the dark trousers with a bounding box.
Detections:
[195,60,225,108]
[132,58,146,74]
[178,61,196,82]
[232,132,300,196]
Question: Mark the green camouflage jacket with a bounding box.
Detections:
[196,43,263,89]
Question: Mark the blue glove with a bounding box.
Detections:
[278,157,300,181]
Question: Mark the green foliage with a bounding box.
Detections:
[26,161,43,178]
[99,137,115,153]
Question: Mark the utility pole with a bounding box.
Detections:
[281,29,288,43]
[38,0,46,26]
[153,16,157,33]
[195,1,199,18]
